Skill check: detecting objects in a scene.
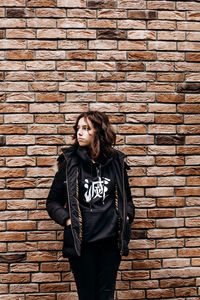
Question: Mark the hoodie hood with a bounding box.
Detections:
[76,146,114,169]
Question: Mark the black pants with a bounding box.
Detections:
[69,238,121,300]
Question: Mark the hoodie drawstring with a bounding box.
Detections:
[89,164,105,211]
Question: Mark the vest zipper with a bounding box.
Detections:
[64,156,79,256]
[120,159,126,256]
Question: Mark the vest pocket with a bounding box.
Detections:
[125,221,131,243]
[63,225,74,247]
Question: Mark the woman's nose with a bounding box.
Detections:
[78,128,82,135]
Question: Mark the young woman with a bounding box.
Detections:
[46,111,135,300]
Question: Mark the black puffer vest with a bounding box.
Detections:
[46,145,135,258]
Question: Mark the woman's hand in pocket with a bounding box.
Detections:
[66,218,71,226]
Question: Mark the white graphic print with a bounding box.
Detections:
[84,177,110,203]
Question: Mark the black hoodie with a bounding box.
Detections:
[76,147,118,243]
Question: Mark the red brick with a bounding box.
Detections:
[148,19,176,30]
[26,61,55,71]
[148,83,175,92]
[6,135,35,145]
[0,104,28,113]
[149,124,176,134]
[146,187,174,197]
[6,72,34,82]
[156,93,184,103]
[1,273,30,283]
[0,18,26,28]
[176,287,197,297]
[0,232,26,242]
[128,30,155,40]
[10,284,38,293]
[148,229,175,238]
[88,19,116,28]
[147,288,174,299]
[97,50,126,61]
[67,8,95,19]
[27,18,56,28]
[161,277,195,288]
[119,40,146,50]
[68,29,96,39]
[7,29,35,39]
[0,40,26,49]
[127,113,154,124]
[35,114,64,124]
[176,62,200,72]
[192,258,200,266]
[41,262,70,272]
[28,40,57,49]
[129,177,156,187]
[26,295,55,300]
[118,124,147,134]
[7,200,36,210]
[40,283,70,293]
[89,82,116,92]
[148,145,176,155]
[58,0,86,7]
[27,0,56,7]
[0,285,8,294]
[57,61,85,71]
[0,189,23,200]
[58,19,86,28]
[67,50,95,60]
[158,31,185,41]
[149,41,176,51]
[158,10,185,20]
[150,249,176,259]
[132,279,158,289]
[157,72,184,82]
[36,72,64,81]
[158,176,185,187]
[98,9,126,19]
[177,228,200,238]
[122,270,149,280]
[117,61,145,71]
[127,93,154,103]
[0,61,25,71]
[157,52,184,61]
[177,146,199,155]
[32,272,61,282]
[6,93,34,102]
[117,290,145,299]
[156,156,184,166]
[187,176,200,186]
[0,168,25,178]
[118,82,146,92]
[97,71,125,82]
[6,50,34,60]
[36,50,65,60]
[36,93,65,103]
[37,8,66,17]
[128,51,156,61]
[157,239,184,249]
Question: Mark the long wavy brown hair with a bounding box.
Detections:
[73,111,116,162]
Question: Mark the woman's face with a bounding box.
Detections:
[77,117,95,148]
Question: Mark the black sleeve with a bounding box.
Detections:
[124,163,135,224]
[46,160,69,226]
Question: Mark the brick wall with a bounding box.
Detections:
[1,0,200,299]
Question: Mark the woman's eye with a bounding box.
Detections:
[77,125,90,132]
